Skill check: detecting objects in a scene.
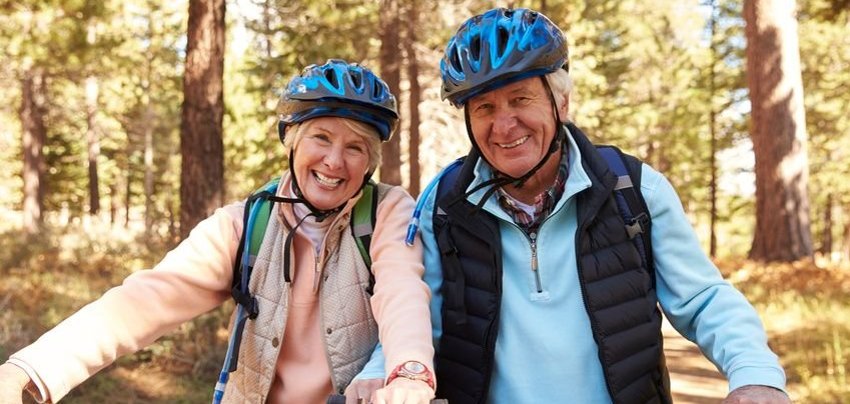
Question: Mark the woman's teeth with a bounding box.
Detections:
[314,172,342,186]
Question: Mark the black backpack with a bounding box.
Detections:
[433,145,654,276]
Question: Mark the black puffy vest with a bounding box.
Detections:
[432,124,671,404]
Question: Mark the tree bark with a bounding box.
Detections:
[744,0,813,261]
[404,0,421,197]
[180,0,226,239]
[379,0,402,186]
[20,69,47,235]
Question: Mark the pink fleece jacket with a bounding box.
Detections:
[9,180,432,403]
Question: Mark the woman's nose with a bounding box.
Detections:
[322,145,344,169]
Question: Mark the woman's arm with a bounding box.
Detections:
[5,203,245,402]
[368,186,435,392]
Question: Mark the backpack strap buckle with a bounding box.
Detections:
[625,212,649,240]
[231,285,259,319]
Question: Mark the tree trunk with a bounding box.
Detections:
[109,182,118,225]
[744,0,813,261]
[124,170,131,228]
[20,69,47,235]
[144,104,155,234]
[86,75,101,216]
[85,22,101,216]
[404,0,421,197]
[842,206,850,262]
[821,193,833,255]
[708,0,718,258]
[180,0,226,239]
[379,0,402,186]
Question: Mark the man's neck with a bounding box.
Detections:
[500,149,563,204]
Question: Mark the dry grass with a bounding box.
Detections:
[718,258,850,403]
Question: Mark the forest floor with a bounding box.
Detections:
[1,225,849,403]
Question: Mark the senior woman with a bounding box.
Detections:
[0,60,435,404]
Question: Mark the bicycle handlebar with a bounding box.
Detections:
[326,395,447,404]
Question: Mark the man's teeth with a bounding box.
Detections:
[314,172,342,186]
[498,136,529,149]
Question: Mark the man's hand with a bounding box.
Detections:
[723,385,791,404]
[345,378,384,404]
[373,377,434,404]
[0,363,31,404]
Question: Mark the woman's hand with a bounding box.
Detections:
[373,377,434,404]
[344,378,384,404]
[0,363,31,404]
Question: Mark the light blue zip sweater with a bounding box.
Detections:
[360,127,786,401]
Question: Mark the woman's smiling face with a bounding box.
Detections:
[292,117,372,210]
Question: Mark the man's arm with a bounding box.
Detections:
[641,164,787,393]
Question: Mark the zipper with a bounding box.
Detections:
[312,254,321,293]
[529,232,542,293]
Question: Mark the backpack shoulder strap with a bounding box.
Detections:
[351,181,384,294]
[433,158,465,217]
[595,145,655,277]
[351,181,378,268]
[231,177,280,317]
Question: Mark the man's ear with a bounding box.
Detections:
[559,96,570,122]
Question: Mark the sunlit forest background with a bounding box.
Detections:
[1,0,848,402]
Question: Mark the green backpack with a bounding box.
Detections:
[231,177,379,308]
[214,178,379,400]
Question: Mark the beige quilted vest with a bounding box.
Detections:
[221,184,389,403]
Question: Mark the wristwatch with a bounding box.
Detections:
[386,361,435,390]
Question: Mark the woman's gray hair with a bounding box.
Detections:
[545,69,573,121]
[284,118,383,173]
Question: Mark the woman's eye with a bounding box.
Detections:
[347,144,365,154]
[312,134,331,143]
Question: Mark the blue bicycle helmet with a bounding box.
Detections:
[277,59,399,143]
[440,8,569,107]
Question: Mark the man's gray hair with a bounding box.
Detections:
[545,69,573,121]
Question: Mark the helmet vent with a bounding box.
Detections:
[470,35,481,62]
[449,46,462,73]
[324,68,339,89]
[372,81,383,99]
[351,70,363,90]
[496,25,509,57]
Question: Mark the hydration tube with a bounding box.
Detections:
[405,159,464,246]
[212,185,273,404]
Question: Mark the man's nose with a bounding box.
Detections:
[492,109,517,136]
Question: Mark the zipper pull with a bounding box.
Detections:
[530,232,539,272]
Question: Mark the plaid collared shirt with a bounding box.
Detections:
[496,149,569,235]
